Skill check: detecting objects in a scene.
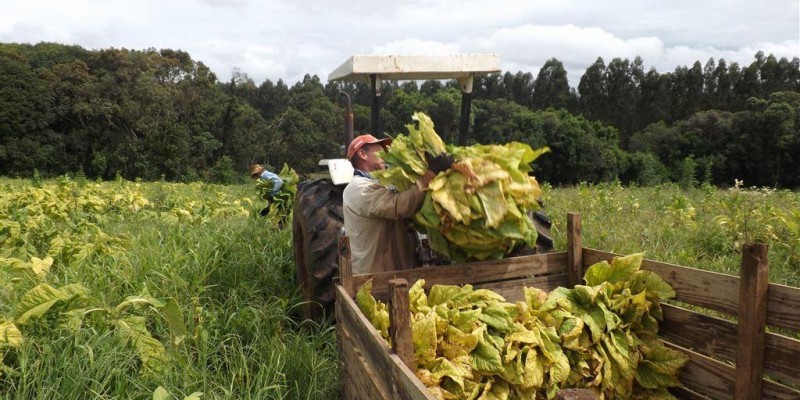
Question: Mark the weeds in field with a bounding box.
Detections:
[0,177,338,399]
[547,182,799,286]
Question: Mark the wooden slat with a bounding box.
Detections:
[582,249,740,316]
[663,342,735,400]
[761,379,800,399]
[664,342,800,400]
[391,356,435,400]
[473,274,568,303]
[338,324,391,399]
[764,332,800,388]
[660,304,737,363]
[661,304,800,387]
[352,252,568,298]
[736,243,769,400]
[767,283,800,332]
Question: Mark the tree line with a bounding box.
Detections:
[1,42,798,187]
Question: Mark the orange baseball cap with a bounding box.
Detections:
[346,134,392,160]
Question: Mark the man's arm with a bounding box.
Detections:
[352,172,434,220]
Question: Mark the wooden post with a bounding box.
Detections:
[338,236,354,297]
[389,278,415,370]
[567,213,583,287]
[734,243,769,400]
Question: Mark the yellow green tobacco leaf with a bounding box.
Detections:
[0,320,22,347]
[428,284,473,307]
[15,283,88,324]
[631,270,676,301]
[476,181,508,229]
[634,343,689,389]
[447,308,482,333]
[478,304,513,333]
[355,280,389,340]
[413,309,439,363]
[409,279,428,314]
[430,356,472,392]
[113,315,167,375]
[471,328,504,373]
[409,112,446,155]
[584,253,645,287]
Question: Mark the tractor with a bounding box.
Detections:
[292,55,553,320]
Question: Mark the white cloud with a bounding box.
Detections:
[1,0,797,86]
[372,39,460,55]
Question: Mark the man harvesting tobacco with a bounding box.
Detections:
[343,134,453,274]
[250,164,283,216]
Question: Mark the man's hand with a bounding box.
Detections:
[426,152,455,174]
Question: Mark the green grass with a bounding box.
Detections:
[1,178,798,399]
[1,179,339,400]
[544,182,800,287]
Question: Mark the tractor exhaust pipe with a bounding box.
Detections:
[339,89,354,151]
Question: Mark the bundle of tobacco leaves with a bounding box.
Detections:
[372,112,549,261]
[255,163,298,223]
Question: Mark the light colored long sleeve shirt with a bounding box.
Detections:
[258,170,283,195]
[343,174,427,274]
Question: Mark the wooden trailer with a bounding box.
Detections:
[334,213,800,400]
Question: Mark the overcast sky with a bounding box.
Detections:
[2,0,798,87]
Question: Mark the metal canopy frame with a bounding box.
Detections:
[328,54,501,145]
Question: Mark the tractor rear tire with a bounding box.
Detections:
[292,178,345,320]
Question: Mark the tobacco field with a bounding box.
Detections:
[1,176,798,399]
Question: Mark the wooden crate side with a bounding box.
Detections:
[336,285,436,400]
[336,286,399,398]
[660,304,737,363]
[661,304,800,387]
[338,323,391,399]
[767,283,800,332]
[663,342,800,400]
[391,356,436,400]
[582,249,739,316]
[353,252,568,298]
[336,290,393,399]
[473,274,569,303]
[663,342,735,400]
[763,330,800,389]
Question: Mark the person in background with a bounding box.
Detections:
[343,134,453,274]
[250,164,283,216]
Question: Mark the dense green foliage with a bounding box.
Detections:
[1,43,798,187]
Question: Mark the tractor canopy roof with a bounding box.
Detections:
[328,54,500,84]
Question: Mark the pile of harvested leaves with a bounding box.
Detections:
[357,253,689,399]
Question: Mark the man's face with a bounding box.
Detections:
[358,143,387,172]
